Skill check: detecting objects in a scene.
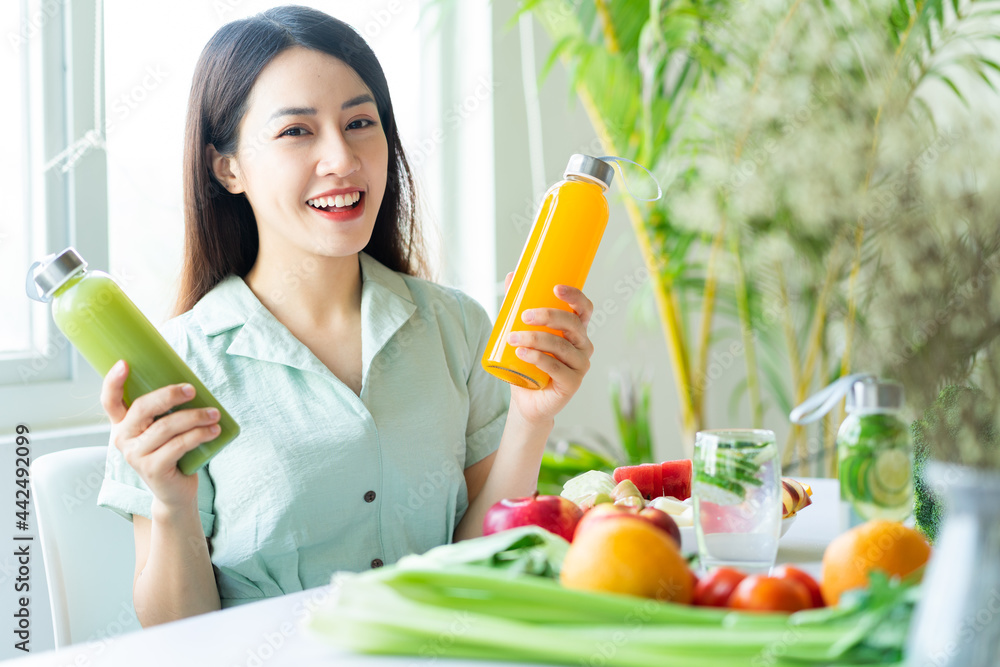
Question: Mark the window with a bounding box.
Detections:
[0,0,110,432]
[0,1,30,354]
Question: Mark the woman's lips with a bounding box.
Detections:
[306,192,365,222]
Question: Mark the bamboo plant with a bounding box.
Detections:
[520,0,1000,473]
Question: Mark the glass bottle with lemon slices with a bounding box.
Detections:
[836,379,913,523]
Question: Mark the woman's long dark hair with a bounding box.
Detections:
[175,5,425,315]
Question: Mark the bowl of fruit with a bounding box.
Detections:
[560,460,813,555]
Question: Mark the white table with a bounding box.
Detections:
[7,479,840,667]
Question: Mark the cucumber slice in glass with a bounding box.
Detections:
[694,471,746,505]
[868,448,912,507]
[841,453,873,505]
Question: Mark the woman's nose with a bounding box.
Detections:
[316,131,360,177]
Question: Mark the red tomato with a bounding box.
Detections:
[772,564,825,608]
[728,574,812,613]
[693,567,747,607]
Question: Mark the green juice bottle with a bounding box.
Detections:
[27,248,239,474]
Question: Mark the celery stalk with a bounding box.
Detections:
[307,565,895,666]
[305,530,916,666]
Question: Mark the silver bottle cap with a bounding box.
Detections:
[564,154,614,190]
[26,247,87,302]
[847,378,904,412]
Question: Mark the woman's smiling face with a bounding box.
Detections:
[217,46,389,261]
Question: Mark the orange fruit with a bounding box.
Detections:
[560,516,693,603]
[820,519,931,606]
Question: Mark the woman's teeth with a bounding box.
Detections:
[307,191,361,209]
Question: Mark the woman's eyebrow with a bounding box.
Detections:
[267,95,374,124]
[268,106,316,123]
[341,93,375,110]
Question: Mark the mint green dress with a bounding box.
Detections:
[97,252,510,608]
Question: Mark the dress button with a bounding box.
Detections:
[363,490,376,503]
[371,558,384,569]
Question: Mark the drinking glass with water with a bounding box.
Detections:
[693,429,782,573]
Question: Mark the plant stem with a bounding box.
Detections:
[576,84,700,447]
[731,0,806,160]
[696,0,804,428]
[730,234,763,428]
[545,0,698,447]
[777,265,804,468]
[839,1,923,393]
[819,337,835,478]
[593,0,620,54]
[693,205,727,424]
[784,259,838,462]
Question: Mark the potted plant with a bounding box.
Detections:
[519,0,1000,477]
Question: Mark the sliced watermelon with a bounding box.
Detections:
[653,463,663,502]
[613,459,692,501]
[661,459,692,501]
[613,464,657,500]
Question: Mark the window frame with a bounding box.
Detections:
[0,0,109,432]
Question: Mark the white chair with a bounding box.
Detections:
[30,446,142,647]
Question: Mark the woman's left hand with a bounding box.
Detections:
[502,272,595,425]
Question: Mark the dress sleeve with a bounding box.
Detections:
[96,435,217,538]
[95,317,217,537]
[459,292,511,468]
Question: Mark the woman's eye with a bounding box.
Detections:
[347,119,377,130]
[280,127,308,137]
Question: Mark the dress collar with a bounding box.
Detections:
[190,252,417,383]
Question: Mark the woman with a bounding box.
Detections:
[97,6,594,627]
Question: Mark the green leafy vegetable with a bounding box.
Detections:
[538,441,619,496]
[396,525,569,578]
[307,533,919,666]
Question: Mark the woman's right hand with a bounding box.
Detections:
[101,359,221,512]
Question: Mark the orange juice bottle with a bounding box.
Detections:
[483,155,613,389]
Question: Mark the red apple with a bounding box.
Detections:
[482,492,583,542]
[573,503,635,540]
[638,507,681,548]
[574,504,681,547]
